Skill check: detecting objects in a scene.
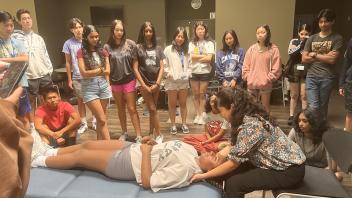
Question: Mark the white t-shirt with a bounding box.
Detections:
[129,140,202,192]
[188,40,215,74]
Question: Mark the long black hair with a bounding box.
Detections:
[293,109,327,145]
[216,88,277,144]
[221,29,240,53]
[192,21,210,43]
[171,26,189,54]
[81,25,105,69]
[256,24,272,47]
[107,19,126,49]
[137,21,157,48]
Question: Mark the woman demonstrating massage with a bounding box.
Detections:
[191,88,306,198]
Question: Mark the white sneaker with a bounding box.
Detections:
[170,125,177,135]
[197,116,205,125]
[135,136,142,144]
[31,129,52,162]
[155,135,164,144]
[193,116,200,124]
[119,133,128,141]
[77,123,88,134]
[91,121,97,131]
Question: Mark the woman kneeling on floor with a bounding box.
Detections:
[191,88,306,198]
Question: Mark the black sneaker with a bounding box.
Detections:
[288,116,294,126]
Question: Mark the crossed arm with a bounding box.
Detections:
[302,50,340,65]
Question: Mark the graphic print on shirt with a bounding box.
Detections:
[146,50,157,66]
[221,53,240,78]
[194,42,207,55]
[158,140,183,162]
[0,39,17,58]
[312,41,332,54]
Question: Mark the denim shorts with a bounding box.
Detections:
[81,76,112,103]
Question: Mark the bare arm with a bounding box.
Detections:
[191,54,208,62]
[140,144,153,189]
[315,51,340,65]
[156,59,164,85]
[64,54,73,89]
[132,59,149,91]
[4,86,23,103]
[203,128,226,144]
[34,117,54,137]
[191,159,239,182]
[302,51,315,63]
[104,56,110,82]
[77,57,104,78]
[0,53,28,62]
[57,112,81,135]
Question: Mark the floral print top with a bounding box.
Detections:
[228,115,306,170]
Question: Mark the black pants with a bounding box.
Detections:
[224,162,305,198]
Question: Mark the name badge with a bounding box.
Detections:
[224,71,235,77]
[297,65,305,71]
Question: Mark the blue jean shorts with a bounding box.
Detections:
[81,76,112,103]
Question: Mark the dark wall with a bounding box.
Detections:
[165,0,215,44]
[34,0,66,67]
[295,0,352,84]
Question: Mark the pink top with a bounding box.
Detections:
[35,101,76,130]
[242,44,282,89]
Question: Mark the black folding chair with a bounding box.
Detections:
[272,128,352,198]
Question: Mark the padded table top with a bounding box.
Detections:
[26,168,222,198]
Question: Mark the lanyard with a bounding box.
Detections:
[0,38,16,57]
[178,50,184,69]
[197,41,205,55]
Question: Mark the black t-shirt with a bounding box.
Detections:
[136,44,165,86]
[304,33,343,78]
[105,39,137,84]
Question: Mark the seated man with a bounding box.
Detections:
[31,137,225,192]
[34,86,80,147]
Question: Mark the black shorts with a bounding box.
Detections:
[287,64,307,83]
[344,82,352,113]
[28,74,53,95]
[190,73,210,81]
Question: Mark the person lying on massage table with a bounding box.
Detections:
[31,136,228,192]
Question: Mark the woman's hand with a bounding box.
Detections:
[141,136,157,145]
[150,84,159,92]
[142,85,152,93]
[190,173,207,183]
[140,143,153,153]
[230,80,237,89]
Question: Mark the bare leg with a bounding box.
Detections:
[77,96,86,121]
[345,112,352,132]
[300,82,307,110]
[57,140,126,155]
[190,80,201,117]
[199,81,209,116]
[125,91,142,137]
[178,89,188,125]
[141,87,160,136]
[86,99,110,140]
[113,92,127,132]
[167,90,178,126]
[260,92,271,113]
[46,149,116,173]
[289,82,299,117]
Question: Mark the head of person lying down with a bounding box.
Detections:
[31,136,229,192]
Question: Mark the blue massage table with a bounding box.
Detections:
[26,168,222,198]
